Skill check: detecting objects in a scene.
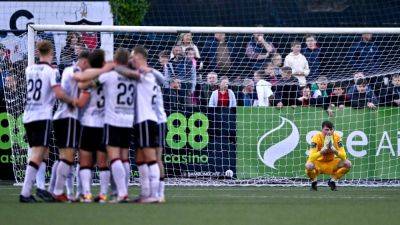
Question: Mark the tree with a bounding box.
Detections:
[109,0,149,25]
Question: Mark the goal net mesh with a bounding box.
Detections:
[2,28,400,186]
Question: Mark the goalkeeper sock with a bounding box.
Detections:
[122,160,130,190]
[306,168,318,181]
[79,167,92,195]
[48,160,59,193]
[53,160,72,196]
[148,161,160,198]
[137,163,150,198]
[110,159,127,197]
[333,167,350,180]
[99,168,110,196]
[21,161,39,197]
[36,162,46,190]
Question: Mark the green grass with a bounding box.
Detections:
[0,184,399,225]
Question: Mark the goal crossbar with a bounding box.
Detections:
[27,24,400,66]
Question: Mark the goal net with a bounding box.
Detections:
[3,25,400,186]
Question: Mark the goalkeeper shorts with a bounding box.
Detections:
[308,158,343,175]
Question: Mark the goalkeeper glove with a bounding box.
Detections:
[324,135,333,149]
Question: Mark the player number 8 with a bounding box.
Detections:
[166,112,209,150]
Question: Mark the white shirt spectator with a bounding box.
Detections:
[255,79,273,106]
[284,52,310,86]
[208,89,237,107]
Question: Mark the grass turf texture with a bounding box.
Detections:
[0,184,399,225]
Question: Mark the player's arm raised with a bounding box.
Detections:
[73,62,115,82]
[114,65,141,80]
[151,69,165,86]
[78,80,97,90]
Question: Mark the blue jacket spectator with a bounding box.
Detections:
[246,33,275,71]
[157,50,175,88]
[349,34,380,72]
[237,79,257,106]
[172,51,197,93]
[349,78,378,109]
[302,34,322,82]
[202,32,235,75]
[347,72,373,95]
[379,74,400,107]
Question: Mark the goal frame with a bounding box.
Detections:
[17,24,400,187]
[27,24,400,66]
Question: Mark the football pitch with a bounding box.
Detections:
[0,184,399,225]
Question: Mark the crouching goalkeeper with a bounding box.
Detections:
[305,121,352,191]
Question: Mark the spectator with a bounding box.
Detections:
[171,33,201,60]
[253,70,273,106]
[186,47,197,69]
[310,76,330,109]
[347,72,373,95]
[312,76,329,98]
[284,41,310,86]
[0,44,12,99]
[209,76,237,107]
[302,34,322,81]
[60,32,84,72]
[181,47,197,93]
[172,46,197,95]
[273,66,299,108]
[324,83,350,117]
[296,86,311,106]
[271,53,283,77]
[171,45,184,63]
[158,50,175,88]
[380,74,400,107]
[329,83,349,109]
[349,78,378,109]
[349,33,380,72]
[237,79,257,106]
[246,32,275,70]
[186,47,200,104]
[198,72,219,106]
[202,30,235,76]
[263,62,279,86]
[163,78,187,110]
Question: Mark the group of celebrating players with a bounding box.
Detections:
[19,39,353,203]
[20,40,166,203]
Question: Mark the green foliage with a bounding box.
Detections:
[109,0,149,25]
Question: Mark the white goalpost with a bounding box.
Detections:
[4,24,400,186]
